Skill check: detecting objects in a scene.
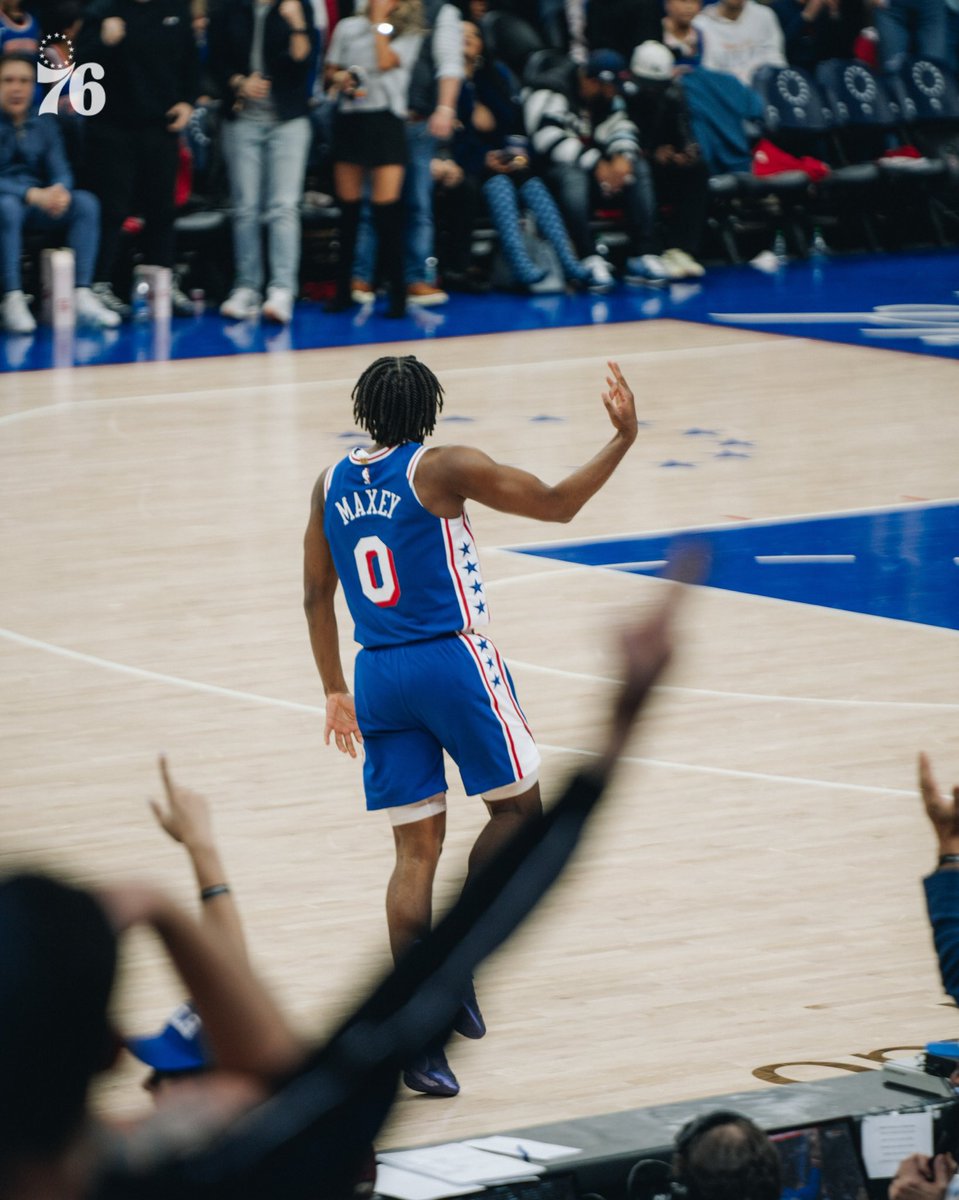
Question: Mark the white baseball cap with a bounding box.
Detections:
[630,41,676,81]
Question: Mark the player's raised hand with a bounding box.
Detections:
[601,361,638,441]
[919,752,959,856]
[325,692,364,758]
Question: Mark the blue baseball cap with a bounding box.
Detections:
[126,1001,209,1072]
[584,49,626,83]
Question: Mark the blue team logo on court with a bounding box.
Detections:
[513,503,959,632]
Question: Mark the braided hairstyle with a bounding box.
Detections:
[352,355,445,447]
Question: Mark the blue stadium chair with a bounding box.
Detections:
[816,58,947,246]
[752,64,881,251]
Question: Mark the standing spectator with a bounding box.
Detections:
[324,0,425,316]
[870,0,946,69]
[0,0,39,56]
[522,48,673,284]
[75,0,199,318]
[771,0,865,68]
[626,40,708,278]
[0,54,119,332]
[207,0,318,325]
[662,0,705,65]
[693,0,786,84]
[351,0,464,308]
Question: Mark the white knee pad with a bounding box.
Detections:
[388,794,448,827]
[483,771,539,803]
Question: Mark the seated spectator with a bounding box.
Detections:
[662,0,704,66]
[0,53,119,333]
[0,574,688,1199]
[770,0,865,69]
[673,1111,782,1200]
[207,0,319,326]
[522,48,676,285]
[0,0,39,55]
[433,18,593,291]
[693,0,786,85]
[626,41,708,278]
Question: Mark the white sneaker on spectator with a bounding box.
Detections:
[624,254,675,285]
[2,289,37,334]
[92,281,131,320]
[581,254,615,292]
[261,286,294,325]
[220,286,261,320]
[75,287,121,328]
[663,248,706,279]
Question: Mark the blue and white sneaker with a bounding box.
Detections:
[625,254,675,285]
[403,1046,460,1097]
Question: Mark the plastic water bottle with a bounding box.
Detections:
[131,278,151,322]
[810,226,828,259]
[190,287,205,317]
[772,229,788,267]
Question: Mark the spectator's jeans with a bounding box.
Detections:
[873,0,948,71]
[543,158,659,259]
[0,189,100,292]
[354,118,436,285]
[222,115,312,294]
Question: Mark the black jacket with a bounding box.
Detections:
[207,0,318,123]
[76,0,199,127]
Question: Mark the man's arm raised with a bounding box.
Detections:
[416,362,638,522]
[303,472,364,758]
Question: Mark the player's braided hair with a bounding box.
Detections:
[352,355,444,447]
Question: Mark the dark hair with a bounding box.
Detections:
[674,1113,781,1200]
[352,355,444,447]
[0,874,118,1175]
[0,51,36,76]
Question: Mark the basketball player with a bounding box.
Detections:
[303,354,637,1096]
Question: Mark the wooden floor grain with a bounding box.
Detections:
[2,321,957,1147]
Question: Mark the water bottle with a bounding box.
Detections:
[131,278,151,322]
[772,229,788,267]
[810,226,828,259]
[190,287,205,317]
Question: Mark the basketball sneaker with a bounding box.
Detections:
[403,1045,460,1097]
[453,977,486,1039]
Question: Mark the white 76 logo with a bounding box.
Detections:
[38,60,106,117]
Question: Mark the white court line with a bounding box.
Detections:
[0,340,776,428]
[2,622,955,797]
[536,742,915,798]
[497,497,959,551]
[754,554,857,564]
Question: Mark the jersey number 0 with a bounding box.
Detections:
[353,535,400,607]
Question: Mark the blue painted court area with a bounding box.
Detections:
[3,248,959,371]
[513,503,959,632]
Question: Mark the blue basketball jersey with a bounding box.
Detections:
[323,443,491,649]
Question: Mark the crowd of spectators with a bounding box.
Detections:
[0,0,957,328]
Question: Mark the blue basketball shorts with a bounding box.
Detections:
[353,632,541,811]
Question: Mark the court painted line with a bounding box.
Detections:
[0,339,776,428]
[536,742,915,798]
[0,625,938,791]
[511,658,959,711]
[754,554,857,564]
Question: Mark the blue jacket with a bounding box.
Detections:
[925,869,959,1004]
[681,66,762,174]
[0,112,72,200]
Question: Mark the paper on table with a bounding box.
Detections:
[464,1136,582,1162]
[378,1143,546,1185]
[374,1164,482,1200]
[860,1110,934,1179]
